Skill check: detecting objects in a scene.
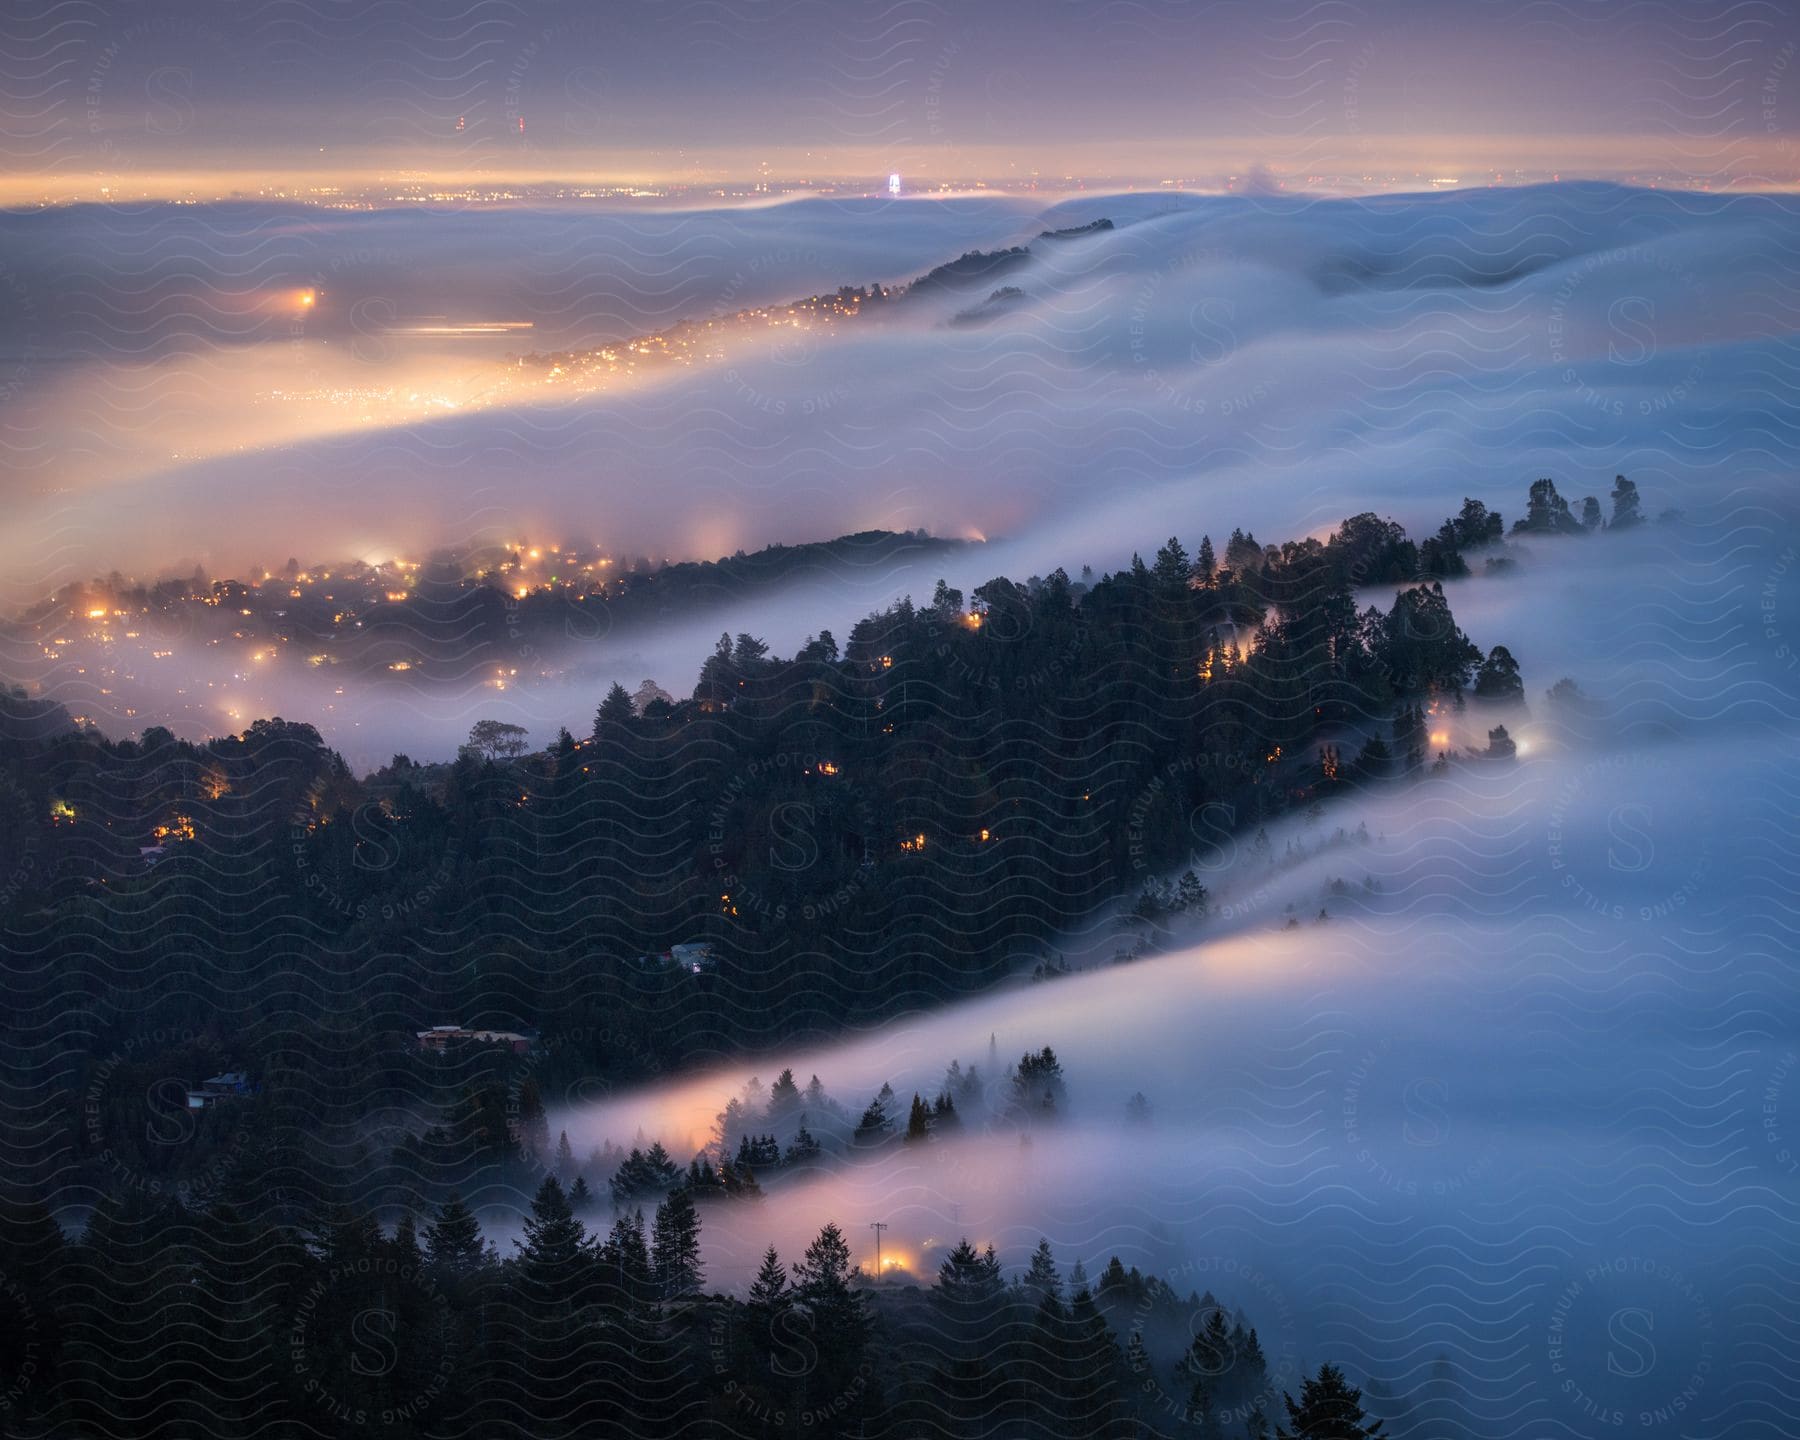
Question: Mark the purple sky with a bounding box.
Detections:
[4,0,1798,201]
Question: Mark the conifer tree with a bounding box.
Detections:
[426,1191,487,1275]
[783,1119,822,1166]
[745,1245,788,1316]
[1023,1237,1062,1302]
[767,1068,801,1114]
[513,1176,591,1311]
[1277,1363,1385,1439]
[791,1222,865,1333]
[905,1092,932,1143]
[1196,534,1217,584]
[594,682,635,735]
[650,1187,703,1300]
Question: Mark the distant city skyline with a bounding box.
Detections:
[4,0,1798,205]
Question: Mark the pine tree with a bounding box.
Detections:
[768,1068,801,1114]
[1153,536,1191,594]
[1277,1363,1385,1439]
[513,1176,591,1308]
[650,1187,703,1300]
[595,682,635,735]
[904,1092,932,1143]
[426,1191,487,1275]
[598,1210,653,1313]
[1023,1238,1062,1302]
[791,1222,871,1359]
[1196,534,1218,584]
[746,1245,788,1315]
[721,1157,763,1200]
[936,1239,1005,1306]
[854,1093,893,1146]
[783,1119,822,1166]
[1184,1308,1237,1436]
[1008,1046,1069,1123]
[644,1140,679,1186]
[389,1211,423,1268]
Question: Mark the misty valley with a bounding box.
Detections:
[3,22,1800,1435]
[5,467,1782,1437]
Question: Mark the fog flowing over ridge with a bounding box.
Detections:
[7,182,1800,766]
[8,184,1797,583]
[493,513,1800,1437]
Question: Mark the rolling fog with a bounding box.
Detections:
[6,185,1799,1431]
[6,183,1800,764]
[521,519,1800,1436]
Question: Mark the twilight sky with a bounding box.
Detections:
[5,0,1800,202]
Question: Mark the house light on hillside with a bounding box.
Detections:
[154,814,197,842]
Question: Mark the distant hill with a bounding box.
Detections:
[949,286,1029,327]
[1037,217,1115,241]
[900,245,1033,298]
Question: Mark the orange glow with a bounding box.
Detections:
[297,289,317,309]
[1430,731,1449,746]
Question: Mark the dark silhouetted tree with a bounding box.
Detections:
[1610,474,1642,528]
[1472,645,1524,703]
[650,1187,703,1299]
[1277,1362,1385,1439]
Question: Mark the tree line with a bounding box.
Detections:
[0,480,1639,1216]
[0,1173,1392,1439]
